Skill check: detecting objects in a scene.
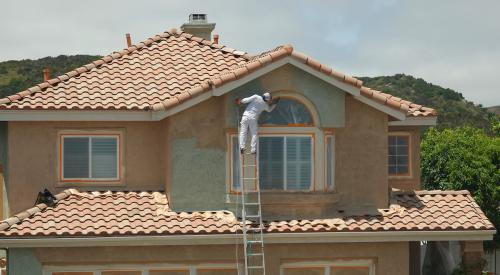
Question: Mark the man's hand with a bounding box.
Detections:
[234,98,241,105]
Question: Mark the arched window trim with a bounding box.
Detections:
[259,91,320,127]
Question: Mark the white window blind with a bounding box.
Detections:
[285,137,312,190]
[326,135,334,190]
[259,137,285,190]
[62,136,118,180]
[232,135,312,191]
[231,136,241,191]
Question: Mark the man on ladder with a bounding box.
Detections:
[235,91,278,275]
[235,92,279,154]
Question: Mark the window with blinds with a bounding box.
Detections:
[62,135,119,181]
[232,135,313,191]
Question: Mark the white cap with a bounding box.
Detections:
[263,92,271,101]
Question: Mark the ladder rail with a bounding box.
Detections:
[237,104,266,275]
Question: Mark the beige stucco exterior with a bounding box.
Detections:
[7,121,166,213]
[32,242,409,275]
[8,89,393,217]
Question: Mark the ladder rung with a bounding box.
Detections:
[243,164,257,167]
[246,215,260,218]
[247,227,264,231]
[247,240,262,244]
[248,253,263,257]
[248,266,264,269]
[244,202,260,205]
[242,178,256,180]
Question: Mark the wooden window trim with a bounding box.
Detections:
[57,130,125,186]
[388,132,412,179]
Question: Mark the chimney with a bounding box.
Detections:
[125,33,132,47]
[213,34,219,44]
[180,14,216,40]
[43,68,50,81]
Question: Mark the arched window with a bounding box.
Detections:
[258,98,314,126]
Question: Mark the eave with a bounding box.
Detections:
[0,230,494,248]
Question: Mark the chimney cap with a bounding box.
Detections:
[188,14,208,23]
[181,14,215,41]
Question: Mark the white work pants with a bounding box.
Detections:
[239,115,258,153]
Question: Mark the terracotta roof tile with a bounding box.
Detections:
[0,29,436,117]
[0,189,493,238]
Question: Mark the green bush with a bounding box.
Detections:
[422,126,500,249]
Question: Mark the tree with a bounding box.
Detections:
[421,126,500,249]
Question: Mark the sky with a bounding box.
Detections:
[1,0,499,106]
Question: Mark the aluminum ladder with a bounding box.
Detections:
[239,152,266,275]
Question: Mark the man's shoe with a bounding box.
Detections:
[250,151,257,155]
[240,148,245,155]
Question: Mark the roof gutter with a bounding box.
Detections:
[0,110,157,122]
[0,230,494,248]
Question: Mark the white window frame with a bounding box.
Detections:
[60,133,121,182]
[228,131,315,192]
[388,132,412,178]
[280,259,376,275]
[43,263,241,275]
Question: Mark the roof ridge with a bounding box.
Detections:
[0,188,74,232]
[0,28,250,108]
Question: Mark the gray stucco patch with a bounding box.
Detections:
[170,138,227,211]
[8,248,42,275]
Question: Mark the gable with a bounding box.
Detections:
[224,64,345,128]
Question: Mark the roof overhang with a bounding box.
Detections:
[389,116,437,126]
[0,230,494,248]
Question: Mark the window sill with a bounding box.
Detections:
[389,174,413,180]
[56,180,126,188]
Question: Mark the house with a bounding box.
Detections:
[0,14,495,275]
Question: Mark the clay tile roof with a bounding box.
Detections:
[0,189,493,238]
[0,31,250,111]
[0,29,435,117]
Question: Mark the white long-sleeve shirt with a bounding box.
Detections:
[241,94,276,119]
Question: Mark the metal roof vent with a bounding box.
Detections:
[181,14,216,40]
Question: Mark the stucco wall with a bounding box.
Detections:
[388,126,422,190]
[25,242,409,275]
[7,121,165,214]
[334,95,389,210]
[166,96,228,211]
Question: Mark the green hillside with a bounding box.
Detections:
[488,105,500,116]
[0,56,496,131]
[0,55,101,98]
[358,74,496,130]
